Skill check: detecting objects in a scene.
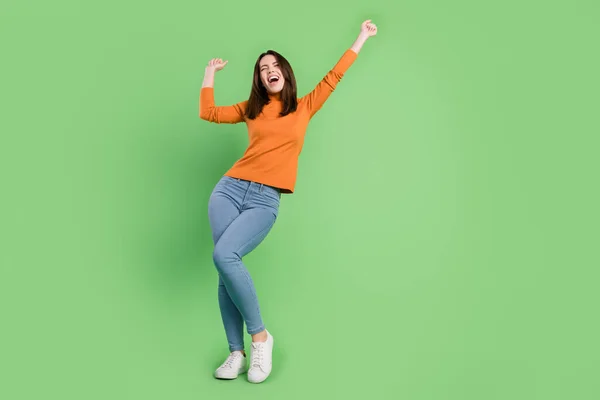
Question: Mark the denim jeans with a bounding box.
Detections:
[208,176,281,352]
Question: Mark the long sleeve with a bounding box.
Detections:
[301,49,358,117]
[199,87,247,124]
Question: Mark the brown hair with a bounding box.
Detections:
[245,50,298,120]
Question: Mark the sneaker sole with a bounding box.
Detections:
[248,373,270,384]
[214,366,248,380]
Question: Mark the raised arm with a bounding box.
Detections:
[302,20,378,117]
[199,58,247,124]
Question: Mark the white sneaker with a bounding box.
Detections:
[247,330,274,384]
[214,350,247,380]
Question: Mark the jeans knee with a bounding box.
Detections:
[213,246,239,273]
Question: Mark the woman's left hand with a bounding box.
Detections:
[360,20,378,37]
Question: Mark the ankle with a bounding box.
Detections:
[251,330,268,343]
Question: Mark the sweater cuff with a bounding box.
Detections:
[333,49,358,74]
[200,86,215,106]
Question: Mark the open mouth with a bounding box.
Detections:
[268,75,280,84]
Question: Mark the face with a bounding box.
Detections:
[259,54,285,94]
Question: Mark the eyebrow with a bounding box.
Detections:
[260,62,279,69]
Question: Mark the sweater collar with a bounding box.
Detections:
[267,92,281,102]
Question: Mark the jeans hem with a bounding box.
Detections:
[247,325,265,335]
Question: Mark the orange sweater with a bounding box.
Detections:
[200,49,358,193]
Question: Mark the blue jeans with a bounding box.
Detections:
[208,176,281,352]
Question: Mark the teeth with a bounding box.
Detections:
[269,75,279,82]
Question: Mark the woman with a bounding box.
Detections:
[199,19,378,383]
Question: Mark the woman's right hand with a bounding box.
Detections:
[207,58,228,71]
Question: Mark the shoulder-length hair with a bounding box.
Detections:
[245,50,298,120]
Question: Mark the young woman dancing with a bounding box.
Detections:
[199,19,378,383]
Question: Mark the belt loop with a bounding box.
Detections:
[259,183,264,192]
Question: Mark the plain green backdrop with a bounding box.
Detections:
[1,0,599,399]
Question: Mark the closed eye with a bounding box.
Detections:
[261,63,279,70]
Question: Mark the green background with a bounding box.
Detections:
[1,0,599,399]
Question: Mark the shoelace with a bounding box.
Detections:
[222,352,241,369]
[250,343,265,368]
